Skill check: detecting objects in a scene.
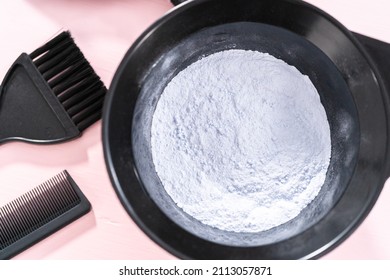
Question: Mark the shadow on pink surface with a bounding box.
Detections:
[13,211,96,260]
[24,0,171,39]
[25,0,173,84]
[0,123,101,167]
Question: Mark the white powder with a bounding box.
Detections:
[151,49,331,233]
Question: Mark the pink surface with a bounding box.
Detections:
[0,0,389,260]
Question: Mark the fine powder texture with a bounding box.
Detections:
[151,49,331,233]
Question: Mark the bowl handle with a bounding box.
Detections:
[352,32,390,178]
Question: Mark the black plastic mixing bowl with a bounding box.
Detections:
[103,0,390,259]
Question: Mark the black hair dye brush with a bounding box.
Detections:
[0,31,107,144]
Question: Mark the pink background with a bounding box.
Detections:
[1,0,389,260]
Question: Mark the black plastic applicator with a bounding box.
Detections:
[0,31,106,144]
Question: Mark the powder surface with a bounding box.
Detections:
[151,49,331,233]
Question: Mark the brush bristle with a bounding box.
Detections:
[30,31,106,132]
[0,171,81,251]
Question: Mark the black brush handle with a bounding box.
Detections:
[0,54,80,144]
[0,31,106,144]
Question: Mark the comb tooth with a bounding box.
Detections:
[0,208,12,248]
[30,31,71,60]
[36,184,57,218]
[54,174,77,204]
[47,179,68,210]
[48,178,72,212]
[3,207,20,247]
[1,206,16,246]
[37,184,56,218]
[29,189,47,228]
[26,190,44,225]
[0,227,6,250]
[14,199,30,234]
[3,204,22,243]
[54,176,75,207]
[41,182,62,215]
[57,172,70,193]
[62,171,80,202]
[64,179,80,203]
[40,182,64,223]
[13,198,33,235]
[0,223,8,249]
[29,185,54,231]
[20,193,39,231]
[4,204,20,240]
[0,210,5,246]
[30,188,49,220]
[51,177,70,207]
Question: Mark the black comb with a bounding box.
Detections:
[0,31,106,144]
[0,170,91,259]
